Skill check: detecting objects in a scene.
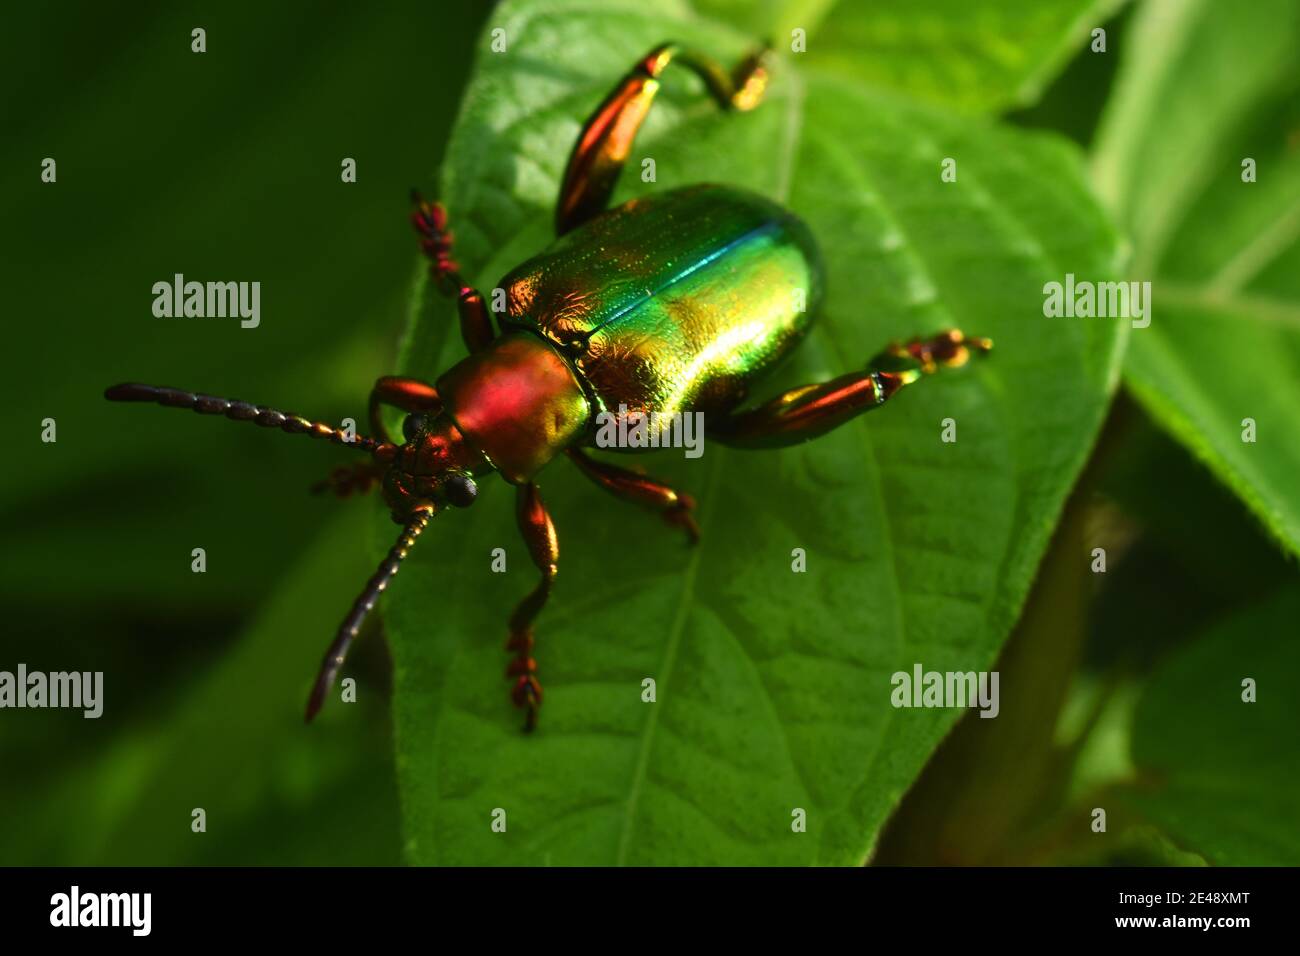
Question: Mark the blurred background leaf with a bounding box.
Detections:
[386,0,1123,866]
[1057,399,1299,866]
[1120,586,1300,866]
[1092,0,1300,557]
[873,395,1300,866]
[4,508,399,865]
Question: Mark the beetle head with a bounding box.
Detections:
[381,410,488,522]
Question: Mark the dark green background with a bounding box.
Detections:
[1,1,488,865]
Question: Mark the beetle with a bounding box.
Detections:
[106,43,990,732]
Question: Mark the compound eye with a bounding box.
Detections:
[402,413,426,442]
[443,473,478,508]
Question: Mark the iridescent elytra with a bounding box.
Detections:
[106,42,990,731]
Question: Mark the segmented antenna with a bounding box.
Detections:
[305,506,434,722]
[104,383,396,460]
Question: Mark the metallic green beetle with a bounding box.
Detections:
[106,43,990,731]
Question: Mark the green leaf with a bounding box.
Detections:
[691,0,1128,113]
[386,0,1123,865]
[1092,0,1300,556]
[1122,586,1300,866]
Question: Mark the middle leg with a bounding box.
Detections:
[567,448,700,544]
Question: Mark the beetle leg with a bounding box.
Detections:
[368,375,442,444]
[555,43,771,235]
[311,460,387,498]
[708,330,992,449]
[507,482,559,732]
[869,329,994,377]
[411,191,496,353]
[308,376,439,492]
[566,448,699,544]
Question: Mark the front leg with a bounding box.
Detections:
[507,482,559,732]
[411,191,496,352]
[367,376,442,444]
[709,329,991,448]
[312,377,440,495]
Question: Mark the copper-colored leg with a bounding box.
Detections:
[507,482,559,732]
[367,376,442,444]
[709,330,992,449]
[567,448,700,544]
[411,192,496,352]
[555,43,770,235]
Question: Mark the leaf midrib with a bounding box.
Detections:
[613,451,722,866]
[614,37,811,863]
